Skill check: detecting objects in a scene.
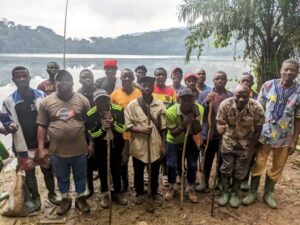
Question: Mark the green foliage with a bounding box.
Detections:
[178,0,300,88]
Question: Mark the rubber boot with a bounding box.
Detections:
[218,175,230,206]
[242,175,260,206]
[229,179,241,208]
[263,175,277,209]
[25,169,41,211]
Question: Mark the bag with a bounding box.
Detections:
[1,170,35,217]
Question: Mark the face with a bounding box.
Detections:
[234,89,249,109]
[121,71,134,89]
[280,63,298,84]
[155,69,167,87]
[95,96,110,112]
[185,77,197,91]
[171,71,183,83]
[55,77,73,96]
[46,62,59,77]
[135,69,146,81]
[79,71,94,87]
[140,82,154,95]
[213,73,227,89]
[12,69,31,90]
[240,75,253,88]
[179,95,195,114]
[197,70,206,84]
[105,67,117,79]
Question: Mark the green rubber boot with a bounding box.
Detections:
[229,180,241,208]
[263,175,277,209]
[218,175,230,206]
[242,175,261,206]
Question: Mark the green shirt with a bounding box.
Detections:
[166,103,204,144]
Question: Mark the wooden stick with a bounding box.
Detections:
[180,123,191,210]
[147,105,152,198]
[107,129,113,225]
[39,218,66,224]
[63,0,69,69]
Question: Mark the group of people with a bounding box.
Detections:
[0,58,299,216]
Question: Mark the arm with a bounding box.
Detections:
[37,125,48,159]
[289,118,300,155]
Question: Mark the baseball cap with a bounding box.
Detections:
[93,89,110,102]
[183,73,197,81]
[178,87,194,98]
[103,59,118,69]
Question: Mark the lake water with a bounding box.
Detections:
[0,54,249,147]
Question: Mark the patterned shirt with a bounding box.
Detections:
[258,79,300,147]
[37,80,56,95]
[216,98,265,151]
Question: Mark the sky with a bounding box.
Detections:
[0,0,185,38]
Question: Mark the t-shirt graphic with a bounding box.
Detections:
[56,108,76,121]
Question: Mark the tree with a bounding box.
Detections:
[178,0,300,88]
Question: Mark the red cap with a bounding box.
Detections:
[103,59,118,69]
[183,73,197,81]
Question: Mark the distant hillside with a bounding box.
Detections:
[0,18,244,56]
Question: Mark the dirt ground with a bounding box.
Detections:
[0,151,300,225]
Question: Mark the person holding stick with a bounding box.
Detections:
[86,89,128,209]
[163,87,204,203]
[216,84,264,208]
[124,76,166,206]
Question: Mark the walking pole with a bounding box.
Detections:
[211,137,222,217]
[145,104,154,213]
[63,0,69,69]
[106,128,114,225]
[180,123,191,210]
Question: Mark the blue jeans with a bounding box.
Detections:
[51,154,87,194]
[167,136,199,185]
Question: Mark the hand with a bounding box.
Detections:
[139,126,152,135]
[87,143,94,159]
[39,148,48,159]
[216,124,227,134]
[241,146,254,160]
[103,111,112,120]
[8,122,18,134]
[160,144,165,158]
[288,142,296,155]
[101,118,112,130]
[205,92,216,103]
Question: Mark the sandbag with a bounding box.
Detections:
[1,170,35,217]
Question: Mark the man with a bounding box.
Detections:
[37,62,59,95]
[243,59,300,209]
[111,69,141,192]
[240,72,258,100]
[125,76,166,205]
[86,89,127,208]
[153,67,176,186]
[37,70,91,215]
[77,69,97,198]
[1,66,59,212]
[239,72,258,191]
[198,71,233,189]
[134,65,147,87]
[216,84,264,208]
[95,59,122,94]
[169,67,184,93]
[196,69,212,93]
[184,73,199,99]
[164,88,204,203]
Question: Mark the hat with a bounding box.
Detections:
[178,88,194,98]
[93,89,110,102]
[172,67,183,75]
[139,76,155,84]
[103,59,118,69]
[54,70,73,81]
[183,73,197,81]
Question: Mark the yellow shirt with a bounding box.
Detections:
[111,87,141,140]
[124,98,166,163]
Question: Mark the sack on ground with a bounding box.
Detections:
[1,170,35,217]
